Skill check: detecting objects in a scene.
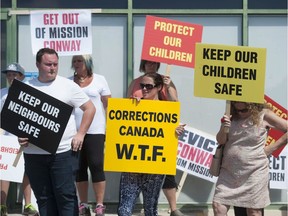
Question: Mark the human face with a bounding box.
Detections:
[233,102,251,119]
[6,71,24,86]
[72,56,86,75]
[141,76,160,100]
[36,53,58,82]
[144,61,158,73]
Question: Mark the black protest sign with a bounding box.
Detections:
[0,79,73,154]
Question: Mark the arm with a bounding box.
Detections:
[166,81,178,102]
[71,100,96,151]
[126,79,136,98]
[163,77,178,101]
[101,95,111,112]
[216,114,231,145]
[263,109,288,155]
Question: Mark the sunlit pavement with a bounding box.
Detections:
[7,208,287,216]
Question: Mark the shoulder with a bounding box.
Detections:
[0,88,9,101]
[53,76,82,92]
[0,87,8,95]
[128,76,142,91]
[67,75,74,80]
[57,76,76,84]
[93,73,108,82]
[263,108,287,130]
[25,77,37,85]
[130,76,142,85]
[263,108,275,118]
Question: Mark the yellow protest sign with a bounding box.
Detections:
[194,43,266,103]
[104,98,180,175]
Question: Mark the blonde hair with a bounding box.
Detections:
[231,101,270,125]
[71,55,94,77]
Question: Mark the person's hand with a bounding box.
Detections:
[176,124,186,136]
[263,146,271,156]
[221,114,231,128]
[130,95,141,102]
[18,137,29,147]
[163,76,172,87]
[71,133,84,151]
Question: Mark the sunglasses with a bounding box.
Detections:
[235,108,249,113]
[140,83,156,90]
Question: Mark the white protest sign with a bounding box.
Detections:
[269,145,288,189]
[0,135,24,183]
[30,9,92,56]
[177,125,218,183]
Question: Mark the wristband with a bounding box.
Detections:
[221,117,225,123]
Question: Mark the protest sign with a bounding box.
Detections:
[104,98,180,175]
[264,95,287,157]
[30,9,92,56]
[141,15,203,68]
[0,135,24,183]
[194,43,266,103]
[269,146,287,189]
[177,125,218,183]
[0,79,73,154]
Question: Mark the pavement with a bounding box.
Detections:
[6,205,288,216]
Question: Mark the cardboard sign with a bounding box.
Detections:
[194,43,266,103]
[30,10,92,56]
[264,95,287,157]
[177,125,218,183]
[0,135,24,183]
[141,15,203,68]
[104,98,180,175]
[0,79,73,154]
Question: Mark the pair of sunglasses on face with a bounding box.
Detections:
[140,83,156,90]
[235,108,249,113]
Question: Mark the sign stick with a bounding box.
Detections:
[165,64,171,77]
[13,146,24,167]
[176,171,188,200]
[224,100,231,133]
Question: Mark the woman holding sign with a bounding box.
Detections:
[127,59,185,216]
[213,101,287,216]
[118,73,185,216]
[127,59,178,102]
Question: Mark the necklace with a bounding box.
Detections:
[77,76,87,83]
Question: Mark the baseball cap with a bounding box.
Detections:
[2,63,25,75]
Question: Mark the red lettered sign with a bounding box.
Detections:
[141,15,203,68]
[264,95,287,157]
